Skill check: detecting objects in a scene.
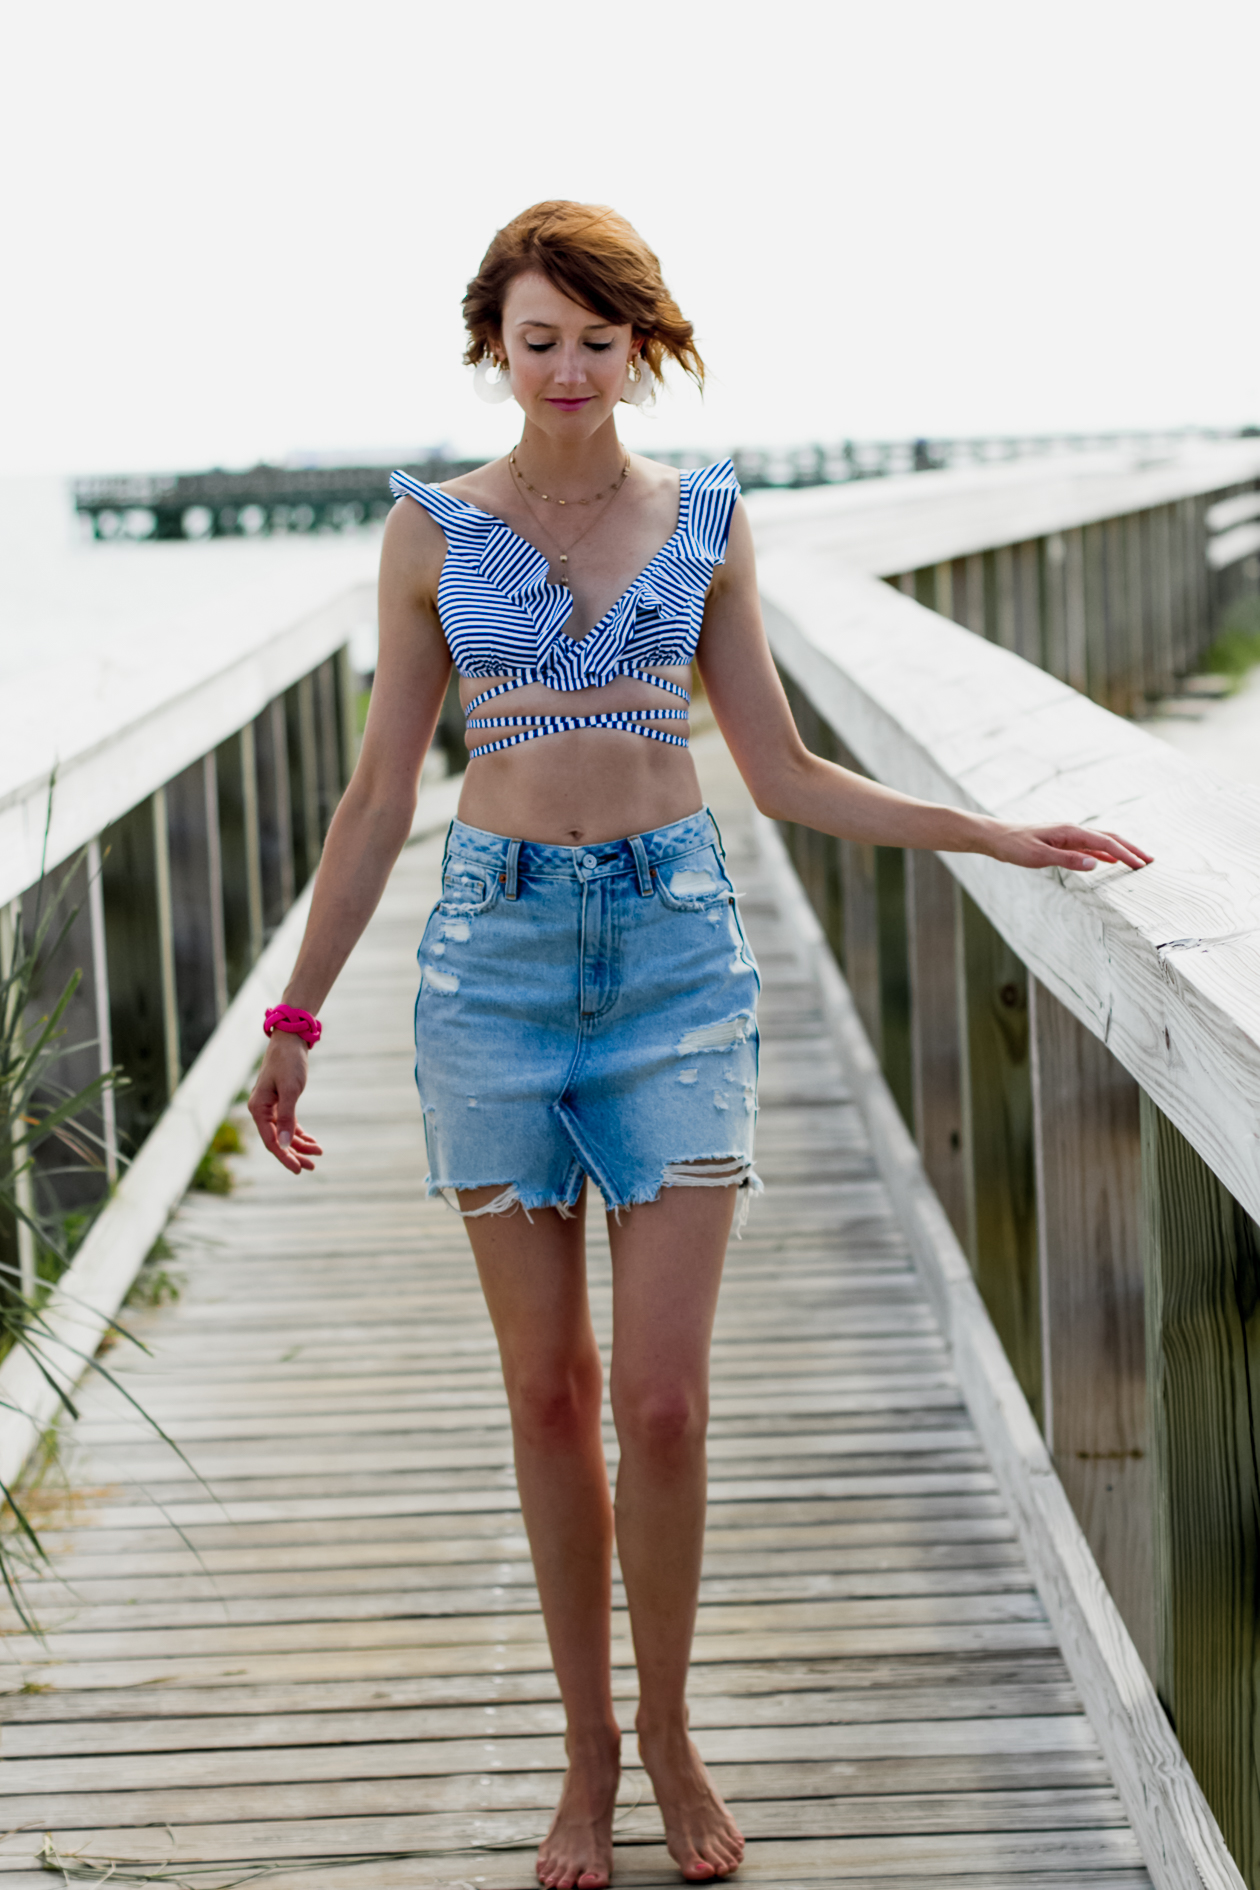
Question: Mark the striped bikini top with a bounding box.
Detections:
[389,459,740,759]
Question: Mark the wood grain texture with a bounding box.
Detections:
[1030,978,1152,1674]
[0,736,1150,1886]
[1141,1094,1260,1879]
[745,439,1260,583]
[905,851,966,1241]
[956,890,1041,1425]
[0,585,373,909]
[755,810,1241,1889]
[757,568,1260,1232]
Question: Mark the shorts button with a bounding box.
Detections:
[582,854,598,870]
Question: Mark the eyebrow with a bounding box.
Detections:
[513,317,615,332]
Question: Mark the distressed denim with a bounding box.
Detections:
[414,808,762,1219]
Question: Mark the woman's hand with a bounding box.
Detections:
[249,1035,324,1175]
[983,821,1154,873]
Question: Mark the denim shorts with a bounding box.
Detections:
[414,808,762,1219]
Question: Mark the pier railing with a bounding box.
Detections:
[751,435,1260,716]
[757,450,1260,1888]
[0,589,372,1478]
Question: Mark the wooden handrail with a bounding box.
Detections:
[747,437,1260,577]
[0,582,372,910]
[756,512,1260,1887]
[757,554,1260,1227]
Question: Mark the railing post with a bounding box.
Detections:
[239,721,264,962]
[993,544,1017,651]
[256,698,296,937]
[215,728,264,997]
[1124,512,1151,710]
[1043,535,1069,681]
[0,901,36,1299]
[291,675,321,886]
[100,796,175,1151]
[1014,540,1041,665]
[955,888,1041,1421]
[1150,504,1176,693]
[905,852,966,1239]
[961,553,985,635]
[1103,516,1132,714]
[1030,977,1152,1671]
[1082,520,1109,705]
[162,758,225,1070]
[85,838,117,1186]
[203,753,229,1022]
[314,658,341,843]
[1063,525,1088,693]
[840,840,881,1057]
[1140,1090,1260,1879]
[150,787,181,1098]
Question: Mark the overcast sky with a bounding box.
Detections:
[3,0,1257,476]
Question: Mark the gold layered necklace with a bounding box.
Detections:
[509,448,631,588]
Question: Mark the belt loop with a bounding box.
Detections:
[505,838,521,900]
[628,832,653,897]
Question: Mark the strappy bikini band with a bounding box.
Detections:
[464,663,691,761]
[463,666,691,716]
[468,721,691,759]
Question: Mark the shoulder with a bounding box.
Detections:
[627,452,684,504]
[381,484,449,599]
[682,458,742,563]
[437,457,513,514]
[706,497,755,596]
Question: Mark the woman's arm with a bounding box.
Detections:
[249,501,453,1172]
[696,503,1152,875]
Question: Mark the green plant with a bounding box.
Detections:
[126,1235,184,1309]
[1201,595,1260,687]
[192,1120,243,1194]
[0,796,210,1631]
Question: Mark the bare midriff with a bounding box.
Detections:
[453,662,703,847]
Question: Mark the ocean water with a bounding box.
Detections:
[0,476,381,799]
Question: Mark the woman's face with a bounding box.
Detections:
[498,269,638,437]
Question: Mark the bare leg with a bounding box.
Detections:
[463,1185,620,1890]
[608,1185,746,1882]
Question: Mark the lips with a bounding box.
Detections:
[546,397,594,411]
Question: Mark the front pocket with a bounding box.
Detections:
[654,847,734,913]
[438,861,499,915]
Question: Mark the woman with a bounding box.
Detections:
[249,202,1149,1890]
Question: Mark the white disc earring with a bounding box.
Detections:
[473,356,513,405]
[622,354,654,407]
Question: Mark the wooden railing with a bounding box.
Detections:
[755,457,1260,1887]
[750,436,1260,717]
[0,590,367,1415]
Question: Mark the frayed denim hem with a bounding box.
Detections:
[429,1162,763,1234]
[430,1182,582,1223]
[606,1159,764,1236]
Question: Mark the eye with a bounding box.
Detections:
[586,341,613,353]
[525,341,555,354]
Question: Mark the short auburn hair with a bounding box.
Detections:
[462,201,704,393]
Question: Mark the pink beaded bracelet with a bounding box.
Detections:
[263,1004,322,1049]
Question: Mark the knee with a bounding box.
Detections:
[613,1381,707,1462]
[507,1353,602,1453]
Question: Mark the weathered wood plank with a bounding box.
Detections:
[1030,977,1152,1672]
[1141,1093,1260,1878]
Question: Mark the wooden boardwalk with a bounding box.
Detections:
[0,739,1152,1888]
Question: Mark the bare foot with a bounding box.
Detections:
[637,1722,745,1881]
[536,1728,622,1890]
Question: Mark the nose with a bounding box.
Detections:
[552,345,587,388]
